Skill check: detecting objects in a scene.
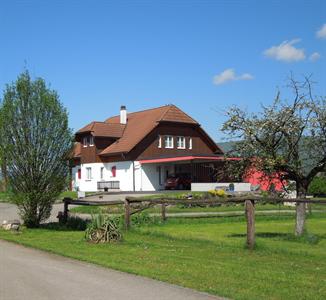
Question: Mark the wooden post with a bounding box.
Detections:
[63,198,69,223]
[124,199,131,230]
[161,204,167,221]
[245,200,255,250]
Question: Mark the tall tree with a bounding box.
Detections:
[0,71,73,227]
[222,76,326,236]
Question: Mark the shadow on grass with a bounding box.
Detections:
[227,232,323,245]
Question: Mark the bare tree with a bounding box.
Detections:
[222,76,326,236]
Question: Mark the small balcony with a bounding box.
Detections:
[97,181,120,191]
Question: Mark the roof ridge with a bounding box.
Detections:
[159,104,198,124]
[158,104,174,121]
[105,104,172,121]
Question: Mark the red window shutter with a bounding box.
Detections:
[78,169,81,179]
[111,166,116,177]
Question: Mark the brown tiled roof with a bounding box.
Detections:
[75,104,220,156]
[101,105,199,156]
[76,121,125,138]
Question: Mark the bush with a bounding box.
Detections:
[208,189,227,197]
[308,176,326,196]
[65,216,88,231]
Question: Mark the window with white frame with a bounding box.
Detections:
[83,136,88,147]
[158,135,162,148]
[86,167,92,180]
[189,138,193,149]
[89,136,94,146]
[177,136,185,149]
[164,136,174,148]
[100,167,104,180]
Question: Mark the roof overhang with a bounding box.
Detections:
[139,156,240,164]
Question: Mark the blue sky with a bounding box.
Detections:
[1,0,325,142]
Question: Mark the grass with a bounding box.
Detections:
[0,191,11,202]
[0,214,325,300]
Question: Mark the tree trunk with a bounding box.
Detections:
[295,182,307,236]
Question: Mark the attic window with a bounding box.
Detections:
[164,136,174,149]
[177,136,185,149]
[189,138,193,149]
[158,136,162,148]
[89,136,94,146]
[83,136,94,147]
[83,137,88,147]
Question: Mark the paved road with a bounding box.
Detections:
[0,240,223,300]
[0,193,156,224]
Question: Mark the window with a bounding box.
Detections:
[83,136,94,147]
[177,136,185,149]
[111,166,116,177]
[189,138,193,149]
[100,167,104,180]
[89,136,94,146]
[86,167,92,180]
[164,136,174,148]
[77,169,81,180]
[83,137,88,147]
[158,135,162,148]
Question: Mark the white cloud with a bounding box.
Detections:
[309,52,321,62]
[263,39,305,62]
[316,23,326,39]
[213,69,254,85]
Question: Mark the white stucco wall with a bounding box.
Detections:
[73,161,176,192]
[191,182,252,192]
[73,161,134,192]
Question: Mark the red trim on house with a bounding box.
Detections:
[139,156,240,164]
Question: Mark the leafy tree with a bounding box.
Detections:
[222,76,326,236]
[308,175,326,196]
[0,71,73,227]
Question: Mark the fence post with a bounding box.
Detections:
[63,198,69,223]
[124,198,131,230]
[161,204,167,221]
[245,200,255,250]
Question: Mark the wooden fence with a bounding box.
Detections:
[63,196,326,250]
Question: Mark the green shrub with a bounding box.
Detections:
[308,176,326,196]
[65,216,88,231]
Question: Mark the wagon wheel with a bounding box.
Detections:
[89,229,99,243]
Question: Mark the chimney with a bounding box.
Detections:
[120,105,127,124]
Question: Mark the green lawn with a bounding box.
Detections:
[0,214,325,300]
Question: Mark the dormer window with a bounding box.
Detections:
[89,136,94,146]
[164,136,174,149]
[158,135,162,148]
[83,136,88,147]
[83,136,94,147]
[177,136,185,149]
